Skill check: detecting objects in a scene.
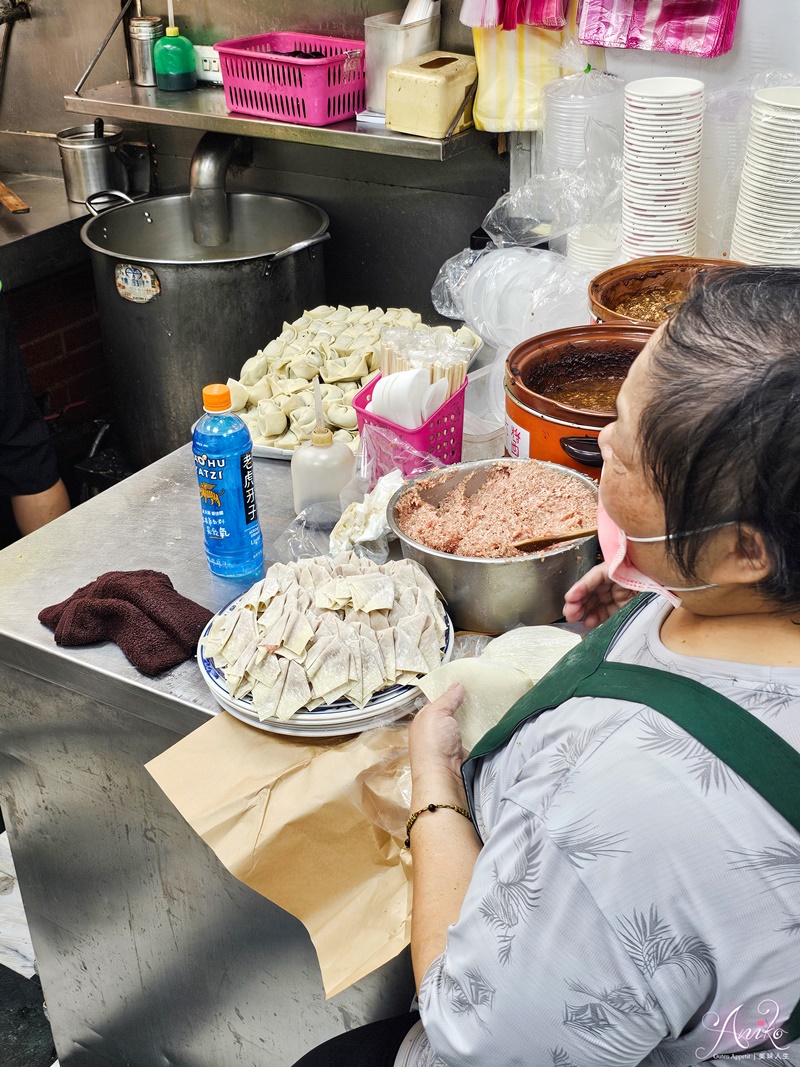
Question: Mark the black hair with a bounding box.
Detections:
[638,265,800,611]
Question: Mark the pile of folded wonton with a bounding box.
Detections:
[204,552,447,721]
[227,304,479,452]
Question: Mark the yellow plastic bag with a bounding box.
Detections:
[472,3,604,132]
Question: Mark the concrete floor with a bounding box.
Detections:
[0,808,57,1067]
[0,965,57,1067]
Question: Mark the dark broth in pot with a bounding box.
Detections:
[519,341,638,414]
[543,376,623,412]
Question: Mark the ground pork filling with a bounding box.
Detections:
[394,461,597,559]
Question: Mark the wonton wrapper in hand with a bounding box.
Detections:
[482,626,581,685]
[418,659,533,752]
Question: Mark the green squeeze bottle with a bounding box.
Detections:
[154,26,197,91]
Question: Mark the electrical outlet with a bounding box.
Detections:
[194,45,223,84]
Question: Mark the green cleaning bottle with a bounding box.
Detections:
[154,26,197,91]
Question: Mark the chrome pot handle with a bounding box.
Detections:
[268,231,331,265]
[85,189,135,216]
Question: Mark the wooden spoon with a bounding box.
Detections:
[0,180,29,214]
[512,527,597,552]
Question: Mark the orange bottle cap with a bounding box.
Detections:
[202,383,231,411]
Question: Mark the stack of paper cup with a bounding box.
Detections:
[622,77,704,261]
[566,224,621,272]
[731,86,800,265]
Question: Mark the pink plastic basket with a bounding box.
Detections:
[214,32,365,126]
[352,374,467,474]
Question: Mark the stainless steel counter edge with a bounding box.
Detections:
[0,631,213,736]
[64,82,489,160]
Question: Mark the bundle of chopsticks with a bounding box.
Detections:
[379,328,470,399]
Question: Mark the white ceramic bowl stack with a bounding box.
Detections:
[622,77,705,261]
[731,87,800,265]
[566,224,621,271]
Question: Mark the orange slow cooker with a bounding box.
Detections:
[505,324,654,479]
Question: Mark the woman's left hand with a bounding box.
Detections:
[409,683,468,800]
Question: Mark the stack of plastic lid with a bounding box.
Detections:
[696,87,747,257]
[731,87,800,265]
[622,77,704,261]
[566,224,621,272]
[542,70,625,174]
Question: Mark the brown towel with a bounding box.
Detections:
[38,570,214,676]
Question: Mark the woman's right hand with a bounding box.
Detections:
[563,562,636,629]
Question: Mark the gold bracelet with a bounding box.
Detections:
[404,803,472,849]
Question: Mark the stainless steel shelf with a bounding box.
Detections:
[64,82,487,161]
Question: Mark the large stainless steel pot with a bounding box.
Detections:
[81,191,329,470]
[387,458,598,633]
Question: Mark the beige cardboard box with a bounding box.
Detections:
[385,50,477,139]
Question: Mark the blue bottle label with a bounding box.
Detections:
[241,451,258,525]
[194,450,260,546]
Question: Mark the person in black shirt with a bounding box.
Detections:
[0,288,69,537]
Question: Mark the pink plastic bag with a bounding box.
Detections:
[460,0,567,29]
[577,0,740,58]
[504,0,568,29]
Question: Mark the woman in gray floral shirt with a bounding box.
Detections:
[294,268,800,1067]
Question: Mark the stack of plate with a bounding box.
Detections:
[622,77,704,261]
[566,224,621,272]
[731,86,800,265]
[197,602,454,738]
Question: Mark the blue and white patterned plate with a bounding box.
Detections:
[197,593,453,731]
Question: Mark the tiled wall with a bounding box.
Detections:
[6,266,111,420]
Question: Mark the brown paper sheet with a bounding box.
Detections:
[145,711,413,998]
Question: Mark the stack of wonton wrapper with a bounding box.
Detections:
[205,553,446,721]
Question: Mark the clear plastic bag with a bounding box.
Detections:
[482,148,622,255]
[431,247,489,320]
[353,421,445,491]
[541,46,624,175]
[267,502,341,564]
[355,731,413,837]
[434,246,591,351]
[338,422,448,561]
[329,468,406,562]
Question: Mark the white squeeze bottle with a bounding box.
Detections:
[291,378,355,515]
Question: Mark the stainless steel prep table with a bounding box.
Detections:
[0,446,412,1066]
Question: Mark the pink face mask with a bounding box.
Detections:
[596,498,724,608]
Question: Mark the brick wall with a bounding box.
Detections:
[6,265,111,420]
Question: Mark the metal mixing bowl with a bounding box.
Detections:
[386,458,598,634]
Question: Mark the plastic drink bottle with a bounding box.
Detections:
[193,383,264,579]
[153,26,197,91]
